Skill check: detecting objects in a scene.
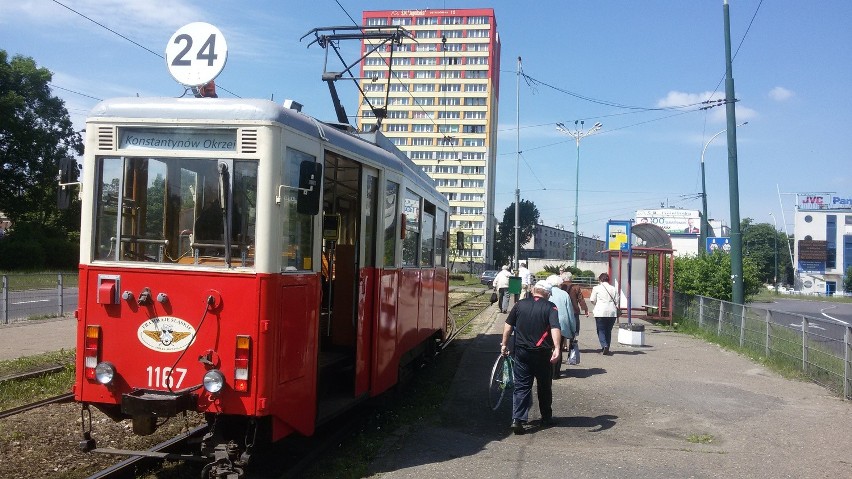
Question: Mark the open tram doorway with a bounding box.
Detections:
[317,153,377,421]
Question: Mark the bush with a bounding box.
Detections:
[449,274,466,281]
[0,238,47,269]
[0,221,79,271]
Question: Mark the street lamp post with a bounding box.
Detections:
[556,120,602,268]
[700,121,747,255]
[769,212,778,292]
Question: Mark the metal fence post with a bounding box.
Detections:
[717,300,724,337]
[739,304,746,347]
[57,273,64,317]
[845,326,850,400]
[1,275,7,325]
[699,296,705,328]
[765,309,771,358]
[802,316,809,373]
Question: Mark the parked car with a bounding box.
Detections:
[480,270,498,286]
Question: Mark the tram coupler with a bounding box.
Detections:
[78,403,96,452]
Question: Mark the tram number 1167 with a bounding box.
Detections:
[146,366,187,389]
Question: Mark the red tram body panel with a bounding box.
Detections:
[73,98,450,453]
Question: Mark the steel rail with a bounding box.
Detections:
[0,392,74,419]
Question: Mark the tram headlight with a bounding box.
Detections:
[203,370,225,393]
[94,361,115,385]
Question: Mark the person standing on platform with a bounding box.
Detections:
[546,275,575,379]
[492,265,511,313]
[501,281,561,434]
[589,272,619,355]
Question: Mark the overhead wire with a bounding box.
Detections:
[50,0,240,98]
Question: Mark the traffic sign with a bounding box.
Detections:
[165,22,228,87]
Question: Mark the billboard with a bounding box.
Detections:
[797,192,852,211]
[635,209,700,235]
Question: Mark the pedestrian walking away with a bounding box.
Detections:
[501,280,561,435]
[589,272,619,355]
[560,271,589,338]
[517,261,532,300]
[492,265,512,313]
[546,275,575,380]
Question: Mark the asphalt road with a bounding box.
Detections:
[750,297,852,326]
[2,287,78,323]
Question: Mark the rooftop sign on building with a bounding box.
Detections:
[797,192,852,211]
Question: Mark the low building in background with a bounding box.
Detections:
[521,222,605,262]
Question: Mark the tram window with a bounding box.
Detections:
[281,148,316,271]
[402,189,421,267]
[420,202,435,267]
[383,181,399,267]
[435,209,447,266]
[364,174,378,267]
[92,156,257,266]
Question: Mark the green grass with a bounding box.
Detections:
[0,271,79,290]
[0,349,76,410]
[449,273,484,287]
[687,433,714,444]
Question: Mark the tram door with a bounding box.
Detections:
[317,153,376,414]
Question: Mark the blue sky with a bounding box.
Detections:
[2,0,849,239]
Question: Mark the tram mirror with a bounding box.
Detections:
[57,157,79,210]
[322,214,340,240]
[297,161,322,215]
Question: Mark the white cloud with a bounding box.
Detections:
[656,90,723,109]
[768,86,794,102]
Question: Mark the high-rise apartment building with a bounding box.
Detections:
[357,8,500,270]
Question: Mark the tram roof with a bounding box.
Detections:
[89,97,446,207]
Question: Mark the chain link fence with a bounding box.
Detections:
[675,292,851,400]
[1,273,78,324]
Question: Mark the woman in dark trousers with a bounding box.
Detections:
[588,273,619,355]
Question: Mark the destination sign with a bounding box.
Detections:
[119,128,237,152]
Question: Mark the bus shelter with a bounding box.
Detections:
[608,222,675,323]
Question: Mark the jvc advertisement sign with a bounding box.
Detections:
[797,192,852,211]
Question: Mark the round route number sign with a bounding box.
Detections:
[165,22,228,87]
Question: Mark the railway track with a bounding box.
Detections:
[0,392,74,419]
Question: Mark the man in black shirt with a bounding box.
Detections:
[501,280,562,434]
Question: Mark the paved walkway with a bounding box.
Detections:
[0,317,76,361]
[367,305,852,478]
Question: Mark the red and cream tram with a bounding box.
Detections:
[73,97,450,470]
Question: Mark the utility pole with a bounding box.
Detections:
[723,0,745,304]
[514,57,521,273]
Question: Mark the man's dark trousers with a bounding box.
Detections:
[511,346,553,422]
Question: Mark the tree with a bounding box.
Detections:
[741,218,792,286]
[0,50,83,232]
[493,199,539,267]
[844,266,852,294]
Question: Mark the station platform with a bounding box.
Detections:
[366,304,852,478]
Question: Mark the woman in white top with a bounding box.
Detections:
[589,272,619,355]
